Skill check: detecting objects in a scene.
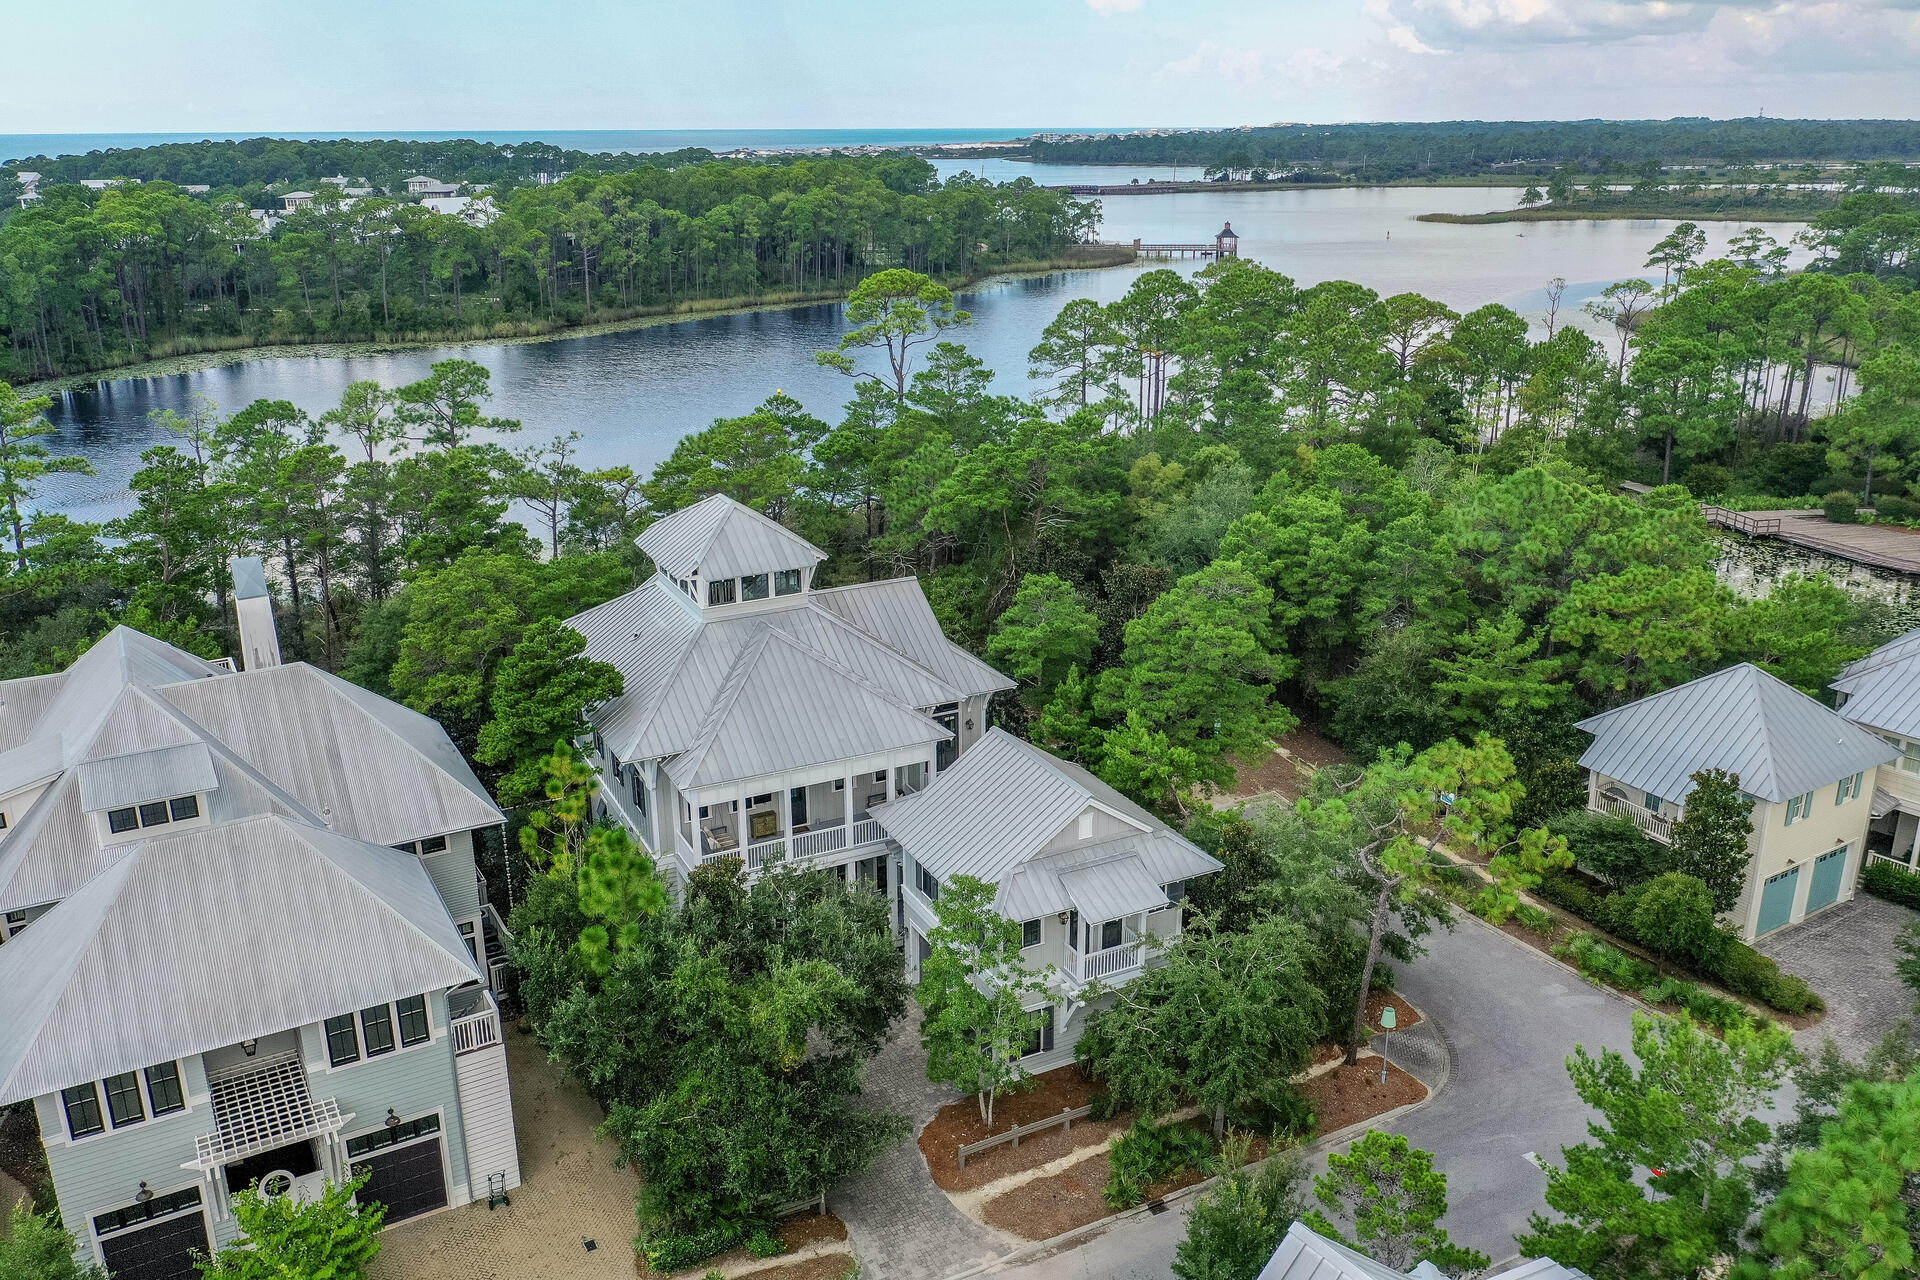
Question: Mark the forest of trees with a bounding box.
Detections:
[0,153,1099,380]
[1028,118,1920,179]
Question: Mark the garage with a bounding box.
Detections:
[351,1136,448,1222]
[98,1208,209,1280]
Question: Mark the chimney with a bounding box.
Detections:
[228,556,283,672]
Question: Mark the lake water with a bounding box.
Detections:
[33,184,1805,526]
[1716,534,1920,629]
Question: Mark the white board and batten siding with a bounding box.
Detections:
[453,1039,520,1198]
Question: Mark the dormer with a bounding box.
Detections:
[75,742,218,844]
[639,495,827,616]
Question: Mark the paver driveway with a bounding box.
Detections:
[1756,893,1919,1054]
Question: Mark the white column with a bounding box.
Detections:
[843,775,855,829]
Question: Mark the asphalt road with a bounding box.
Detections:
[980,911,1640,1280]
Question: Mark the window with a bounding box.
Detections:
[1021,1006,1056,1058]
[916,864,940,901]
[775,569,803,596]
[593,732,605,759]
[0,812,9,830]
[345,1113,441,1159]
[396,995,430,1047]
[420,834,447,854]
[137,800,170,827]
[1021,918,1042,948]
[107,807,139,834]
[631,770,647,815]
[1787,791,1815,825]
[94,1186,202,1237]
[1067,908,1080,951]
[934,705,960,771]
[1905,741,1920,775]
[460,921,478,961]
[1836,772,1864,804]
[62,1083,104,1138]
[361,1004,396,1057]
[740,573,770,601]
[103,1071,145,1128]
[707,577,736,606]
[168,795,199,821]
[144,1062,185,1116]
[1100,919,1123,950]
[1160,880,1186,910]
[1077,812,1094,840]
[324,1014,360,1067]
[1643,792,1663,813]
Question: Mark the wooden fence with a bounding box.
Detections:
[955,1105,1095,1168]
[768,1189,828,1219]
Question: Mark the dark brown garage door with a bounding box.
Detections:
[99,1211,209,1280]
[352,1138,448,1222]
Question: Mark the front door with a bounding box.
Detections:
[1806,846,1848,915]
[1757,865,1801,935]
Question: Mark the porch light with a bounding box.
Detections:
[135,1182,153,1203]
[385,1109,402,1129]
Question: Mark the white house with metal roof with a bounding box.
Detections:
[1257,1221,1589,1279]
[874,728,1223,1071]
[1576,662,1896,940]
[569,494,1014,903]
[0,562,520,1279]
[1831,627,1920,872]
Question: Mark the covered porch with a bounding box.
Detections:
[677,756,931,874]
[1866,788,1920,871]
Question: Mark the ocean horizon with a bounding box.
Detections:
[1,127,1137,165]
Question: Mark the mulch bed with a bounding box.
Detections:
[1299,1058,1427,1135]
[920,1065,1135,1193]
[978,1055,1430,1244]
[643,1214,850,1279]
[723,1255,855,1280]
[1364,989,1422,1032]
[0,1105,45,1198]
[1225,728,1354,803]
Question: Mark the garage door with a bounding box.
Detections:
[1757,866,1800,935]
[352,1138,447,1222]
[1806,846,1848,915]
[99,1210,209,1280]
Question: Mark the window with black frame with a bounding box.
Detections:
[360,1004,396,1056]
[707,578,736,606]
[1022,1007,1056,1057]
[103,1071,145,1128]
[774,569,803,595]
[740,573,769,601]
[396,995,431,1047]
[62,1083,104,1138]
[145,1062,185,1115]
[324,1014,360,1066]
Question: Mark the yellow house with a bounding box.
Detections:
[1830,627,1920,872]
[1576,663,1896,941]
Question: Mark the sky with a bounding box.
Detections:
[6,0,1918,133]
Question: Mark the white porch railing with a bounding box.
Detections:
[745,837,787,872]
[792,824,848,859]
[852,818,886,846]
[1593,795,1674,843]
[1868,849,1917,872]
[1078,942,1143,984]
[449,989,502,1057]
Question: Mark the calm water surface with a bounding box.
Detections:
[38,185,1803,524]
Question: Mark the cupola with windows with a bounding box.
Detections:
[638,494,827,612]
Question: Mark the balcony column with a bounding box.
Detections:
[843,775,855,829]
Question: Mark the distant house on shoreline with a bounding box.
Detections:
[405,175,459,198]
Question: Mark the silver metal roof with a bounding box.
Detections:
[1058,855,1168,921]
[1576,663,1896,804]
[74,742,219,812]
[637,494,827,580]
[813,578,1016,696]
[229,554,270,601]
[0,814,482,1106]
[875,728,1221,910]
[662,629,951,791]
[1257,1222,1418,1280]
[570,573,1007,769]
[1832,628,1920,739]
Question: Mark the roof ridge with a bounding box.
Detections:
[793,599,964,702]
[289,819,483,981]
[678,627,781,770]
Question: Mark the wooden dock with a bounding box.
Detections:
[1703,506,1920,576]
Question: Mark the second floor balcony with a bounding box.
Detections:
[1593,790,1674,843]
[677,764,926,874]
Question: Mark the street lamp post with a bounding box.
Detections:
[1378,1004,1396,1085]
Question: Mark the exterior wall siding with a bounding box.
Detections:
[1734,765,1877,940]
[452,1040,520,1200]
[1035,805,1140,858]
[421,832,481,923]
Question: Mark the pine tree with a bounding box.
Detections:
[1668,768,1754,915]
[1305,1130,1488,1277]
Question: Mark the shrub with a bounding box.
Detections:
[1863,859,1920,910]
[1823,490,1861,523]
[1640,977,1752,1032]
[1874,493,1918,523]
[1536,868,1613,922]
[642,1223,750,1272]
[1549,809,1664,889]
[1515,903,1556,936]
[1087,1088,1120,1122]
[1556,931,1660,992]
[1625,873,1727,970]
[1228,1088,1317,1141]
[1105,1119,1217,1209]
[1700,938,1824,1014]
[1683,464,1732,499]
[747,1230,787,1259]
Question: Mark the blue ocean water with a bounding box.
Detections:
[1,128,1112,165]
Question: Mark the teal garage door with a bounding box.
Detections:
[1806,847,1848,915]
[1757,866,1800,935]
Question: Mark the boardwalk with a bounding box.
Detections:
[1704,507,1920,576]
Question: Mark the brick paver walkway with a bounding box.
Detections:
[369,1030,640,1280]
[1756,893,1920,1055]
[834,1006,1016,1280]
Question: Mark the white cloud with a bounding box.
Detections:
[1157,39,1267,85]
[1087,0,1144,15]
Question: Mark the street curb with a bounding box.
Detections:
[936,999,1451,1280]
